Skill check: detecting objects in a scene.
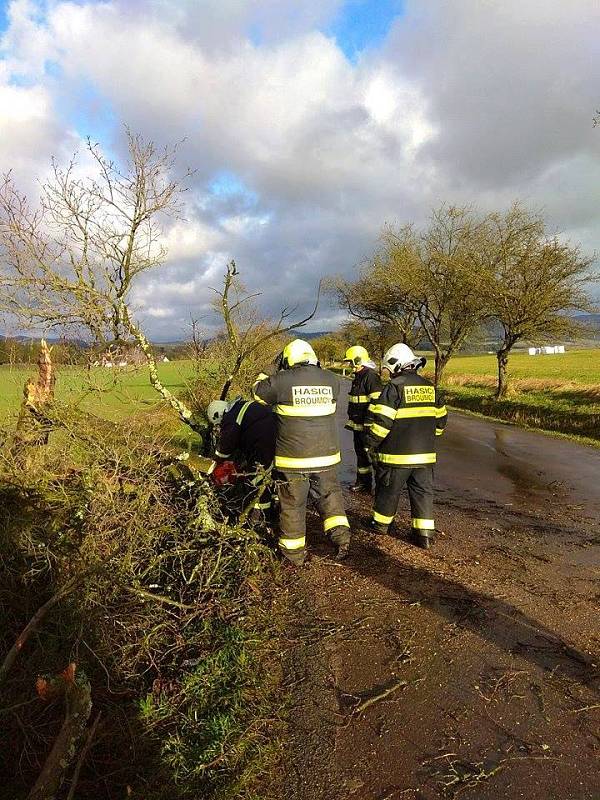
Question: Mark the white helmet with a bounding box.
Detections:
[207,399,229,425]
[382,343,425,374]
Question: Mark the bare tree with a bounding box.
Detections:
[333,206,489,384]
[409,206,490,384]
[480,204,596,398]
[310,331,346,365]
[0,130,199,427]
[0,130,188,340]
[329,243,422,349]
[338,319,397,361]
[212,260,320,400]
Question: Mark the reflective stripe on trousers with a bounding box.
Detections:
[372,465,434,531]
[353,430,373,487]
[275,452,341,470]
[277,468,350,564]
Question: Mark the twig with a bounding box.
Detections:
[124,586,198,611]
[571,703,600,713]
[0,564,104,687]
[351,679,408,717]
[66,711,102,800]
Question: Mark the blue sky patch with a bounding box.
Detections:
[327,0,404,61]
[55,78,119,153]
[209,171,258,203]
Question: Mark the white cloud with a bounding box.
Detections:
[1,0,599,338]
[140,306,172,319]
[161,219,223,262]
[0,75,80,197]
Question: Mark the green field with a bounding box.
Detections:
[0,360,195,421]
[438,348,600,443]
[2,349,600,443]
[443,348,600,384]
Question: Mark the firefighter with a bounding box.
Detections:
[253,339,350,566]
[207,397,276,518]
[343,345,382,493]
[364,343,447,549]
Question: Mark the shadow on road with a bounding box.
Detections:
[339,532,600,695]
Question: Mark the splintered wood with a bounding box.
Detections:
[14,339,55,456]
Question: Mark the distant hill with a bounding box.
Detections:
[575,313,600,326]
[295,330,330,340]
[3,315,598,348]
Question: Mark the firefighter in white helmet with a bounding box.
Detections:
[253,339,350,566]
[343,345,382,493]
[364,343,447,548]
[207,397,277,519]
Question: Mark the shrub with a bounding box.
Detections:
[0,404,280,799]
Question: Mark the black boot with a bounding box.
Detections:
[369,519,389,535]
[335,542,350,561]
[350,480,371,494]
[414,531,435,549]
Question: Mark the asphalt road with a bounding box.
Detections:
[337,382,600,529]
[287,383,600,800]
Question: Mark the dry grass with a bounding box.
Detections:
[0,402,282,800]
[442,373,600,400]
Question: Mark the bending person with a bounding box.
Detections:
[207,397,276,520]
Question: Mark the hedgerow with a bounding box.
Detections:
[0,404,281,799]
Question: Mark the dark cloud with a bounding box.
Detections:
[1,0,599,337]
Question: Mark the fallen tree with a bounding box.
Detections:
[0,132,285,799]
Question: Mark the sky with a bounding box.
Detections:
[0,0,599,340]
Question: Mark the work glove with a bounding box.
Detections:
[364,445,377,465]
[211,460,238,486]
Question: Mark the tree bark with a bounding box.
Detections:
[496,347,511,399]
[433,353,449,387]
[119,302,198,429]
[27,668,92,800]
[65,711,102,800]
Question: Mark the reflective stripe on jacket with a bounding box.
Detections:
[216,399,276,468]
[347,366,382,431]
[253,364,341,471]
[364,372,447,466]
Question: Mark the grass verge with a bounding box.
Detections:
[442,377,600,444]
[0,405,285,800]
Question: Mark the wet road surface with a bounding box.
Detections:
[438,413,600,520]
[286,384,600,800]
[338,383,600,524]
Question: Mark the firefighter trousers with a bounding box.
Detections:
[373,465,435,536]
[353,430,373,489]
[277,468,350,565]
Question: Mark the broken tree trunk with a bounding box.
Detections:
[14,339,55,458]
[27,664,92,800]
[119,302,198,428]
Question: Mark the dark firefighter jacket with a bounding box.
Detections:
[346,366,382,431]
[364,372,447,466]
[215,399,276,468]
[253,364,341,472]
